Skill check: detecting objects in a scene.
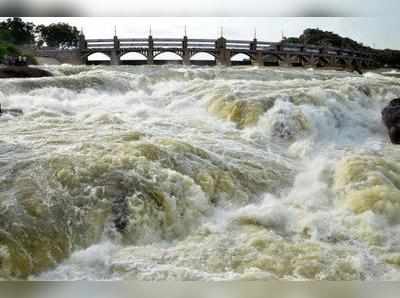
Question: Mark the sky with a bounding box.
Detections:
[22,17,400,50]
[3,0,400,17]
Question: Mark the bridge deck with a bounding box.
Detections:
[36,35,378,68]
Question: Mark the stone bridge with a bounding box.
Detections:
[35,33,379,69]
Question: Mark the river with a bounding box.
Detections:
[1,65,400,280]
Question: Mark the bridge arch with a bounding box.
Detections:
[153,51,183,65]
[120,51,147,65]
[120,52,147,60]
[190,52,216,60]
[230,53,252,66]
[85,52,111,65]
[153,51,183,60]
[230,53,252,60]
[190,52,216,65]
[262,53,280,66]
[84,52,111,60]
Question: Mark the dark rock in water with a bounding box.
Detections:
[352,66,363,75]
[112,195,129,233]
[0,108,23,117]
[0,104,23,117]
[106,171,130,233]
[0,66,52,79]
[382,98,400,144]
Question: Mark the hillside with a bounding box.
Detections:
[284,28,400,68]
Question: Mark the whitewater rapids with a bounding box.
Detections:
[1,65,400,280]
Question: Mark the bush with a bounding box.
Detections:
[0,42,20,61]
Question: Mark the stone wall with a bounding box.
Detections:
[18,46,82,65]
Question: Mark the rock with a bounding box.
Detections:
[0,104,23,117]
[0,66,52,79]
[382,98,400,144]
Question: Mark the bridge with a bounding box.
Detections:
[34,33,379,69]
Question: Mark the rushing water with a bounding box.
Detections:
[1,65,400,280]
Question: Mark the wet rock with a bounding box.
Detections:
[382,98,400,144]
[0,105,23,117]
[0,66,52,79]
[106,171,130,233]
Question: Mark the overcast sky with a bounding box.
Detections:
[22,17,400,50]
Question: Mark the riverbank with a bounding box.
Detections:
[0,66,52,78]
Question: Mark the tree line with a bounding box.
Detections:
[0,17,80,48]
[283,28,400,68]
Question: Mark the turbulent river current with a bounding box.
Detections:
[1,65,400,280]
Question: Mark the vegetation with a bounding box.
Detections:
[283,28,369,49]
[0,17,35,45]
[284,28,400,68]
[0,18,80,49]
[0,42,19,58]
[0,18,80,64]
[36,23,80,48]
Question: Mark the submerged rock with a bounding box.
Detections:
[0,104,23,117]
[0,66,52,79]
[382,98,400,144]
[207,96,269,129]
[335,154,400,222]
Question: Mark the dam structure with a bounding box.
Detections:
[34,32,378,69]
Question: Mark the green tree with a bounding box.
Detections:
[284,37,301,44]
[36,23,80,48]
[0,17,35,45]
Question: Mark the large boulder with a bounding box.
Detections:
[382,98,400,144]
[0,66,52,79]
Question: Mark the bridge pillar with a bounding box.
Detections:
[81,55,88,65]
[182,35,190,65]
[252,51,264,67]
[79,33,87,50]
[215,37,230,66]
[279,54,291,67]
[216,49,231,66]
[328,55,336,67]
[250,39,263,66]
[250,38,257,51]
[148,35,154,65]
[110,50,120,65]
[113,35,120,50]
[108,35,121,65]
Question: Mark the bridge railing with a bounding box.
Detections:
[86,39,114,49]
[187,39,215,49]
[153,38,182,48]
[226,40,251,49]
[119,38,148,48]
[256,41,278,51]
